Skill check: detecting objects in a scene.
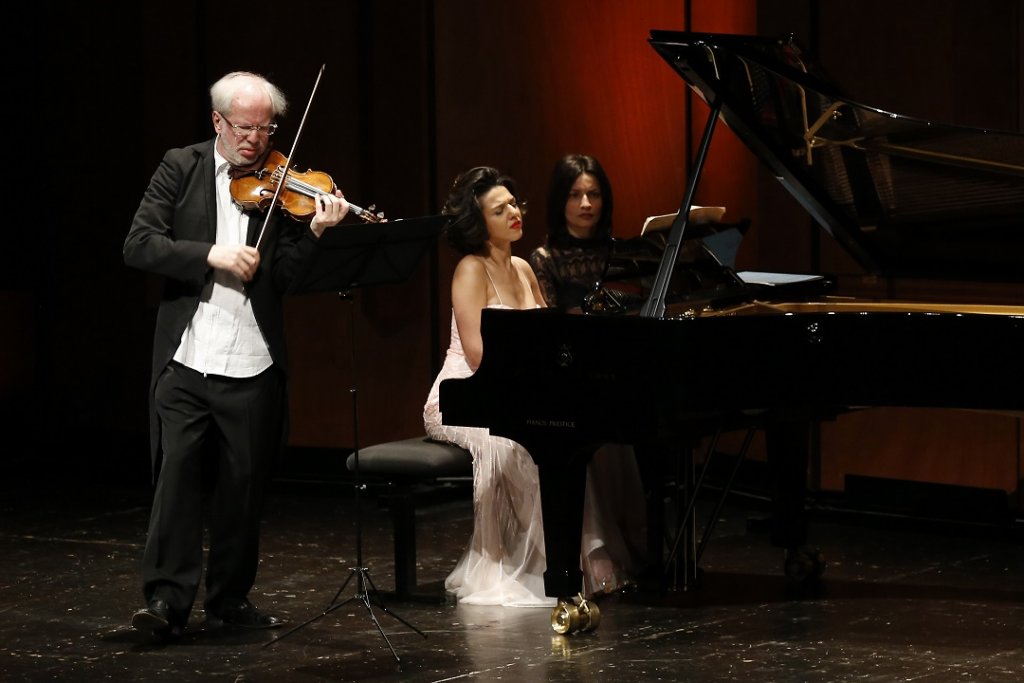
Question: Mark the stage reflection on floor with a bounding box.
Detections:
[2,446,1023,682]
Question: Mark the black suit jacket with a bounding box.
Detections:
[124,138,319,477]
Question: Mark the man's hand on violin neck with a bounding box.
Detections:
[208,244,260,282]
[309,190,350,238]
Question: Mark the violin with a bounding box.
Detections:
[229,148,384,224]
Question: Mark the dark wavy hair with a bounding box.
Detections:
[443,166,526,255]
[545,154,614,247]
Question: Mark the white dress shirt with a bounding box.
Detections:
[171,147,273,377]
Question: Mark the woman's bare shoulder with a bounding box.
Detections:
[514,256,541,281]
[452,254,486,288]
[512,255,534,272]
[454,254,484,274]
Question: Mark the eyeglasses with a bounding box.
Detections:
[217,112,278,137]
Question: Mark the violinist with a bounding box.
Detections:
[123,70,349,641]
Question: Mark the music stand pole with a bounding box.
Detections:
[265,290,425,666]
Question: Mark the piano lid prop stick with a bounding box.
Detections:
[640,96,722,319]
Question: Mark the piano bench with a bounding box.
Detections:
[346,436,473,603]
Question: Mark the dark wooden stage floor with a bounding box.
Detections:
[2,442,1024,682]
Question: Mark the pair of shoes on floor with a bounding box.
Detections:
[131,598,183,641]
[205,598,285,630]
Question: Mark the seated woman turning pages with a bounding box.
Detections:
[423,166,646,607]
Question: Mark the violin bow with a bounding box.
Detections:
[255,64,326,251]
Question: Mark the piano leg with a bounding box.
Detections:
[766,419,808,548]
[634,440,676,589]
[766,418,825,582]
[532,441,591,599]
[634,436,699,592]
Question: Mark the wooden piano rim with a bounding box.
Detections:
[698,298,1024,317]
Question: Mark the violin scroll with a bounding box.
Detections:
[350,203,386,224]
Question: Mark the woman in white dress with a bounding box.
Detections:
[423,167,646,607]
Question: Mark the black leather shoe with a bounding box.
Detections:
[131,599,182,641]
[206,599,284,630]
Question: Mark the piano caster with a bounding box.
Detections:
[784,545,826,583]
[550,593,601,635]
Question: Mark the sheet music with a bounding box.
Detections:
[737,271,824,286]
[640,206,727,235]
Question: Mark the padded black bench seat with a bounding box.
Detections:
[346,436,472,602]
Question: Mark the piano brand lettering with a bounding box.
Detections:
[525,418,577,429]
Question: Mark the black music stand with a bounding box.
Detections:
[286,214,448,295]
[267,215,447,667]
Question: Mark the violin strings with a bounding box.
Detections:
[269,166,321,199]
[285,177,323,197]
[272,164,376,220]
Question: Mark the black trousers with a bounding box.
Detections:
[142,361,284,625]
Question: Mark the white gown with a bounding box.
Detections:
[424,306,646,607]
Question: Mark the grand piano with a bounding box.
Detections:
[439,31,1024,626]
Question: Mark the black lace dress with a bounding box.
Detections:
[528,236,611,311]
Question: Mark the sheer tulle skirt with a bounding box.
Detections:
[425,415,553,607]
[424,340,646,607]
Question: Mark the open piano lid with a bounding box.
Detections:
[648,30,1024,283]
